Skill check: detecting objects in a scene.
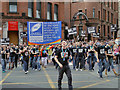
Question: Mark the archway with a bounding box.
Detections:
[70,11,89,41]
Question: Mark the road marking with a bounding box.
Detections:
[0,70,13,85]
[9,74,88,77]
[42,67,56,88]
[78,80,110,88]
[2,80,99,85]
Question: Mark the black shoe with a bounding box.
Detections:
[100,75,103,79]
[58,87,62,90]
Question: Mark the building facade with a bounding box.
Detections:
[0,1,65,45]
[0,1,119,45]
[64,1,119,41]
[118,0,120,38]
[118,0,120,28]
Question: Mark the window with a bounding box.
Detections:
[79,26,83,36]
[98,26,100,33]
[107,11,109,22]
[9,0,17,13]
[98,11,100,20]
[36,0,41,18]
[111,13,113,24]
[107,1,109,7]
[108,26,109,35]
[114,2,116,11]
[104,1,105,5]
[93,8,95,18]
[28,0,34,17]
[111,1,113,9]
[54,4,58,21]
[103,25,106,36]
[47,3,52,20]
[103,9,106,21]
[85,9,87,16]
[72,0,82,2]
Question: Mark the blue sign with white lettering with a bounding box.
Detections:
[27,21,61,45]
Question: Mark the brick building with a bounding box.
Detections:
[118,0,120,27]
[0,0,119,45]
[64,1,119,41]
[118,1,120,38]
[0,1,66,45]
[119,1,120,25]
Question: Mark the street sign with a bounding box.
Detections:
[72,27,77,34]
[68,28,74,35]
[1,38,10,45]
[92,33,99,38]
[27,21,61,45]
[87,27,96,33]
[65,26,68,30]
[81,34,85,37]
[111,24,117,32]
[20,32,27,38]
[68,27,77,35]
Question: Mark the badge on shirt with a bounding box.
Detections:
[73,49,77,53]
[25,52,28,56]
[10,49,13,53]
[108,49,112,54]
[100,49,104,54]
[85,49,87,52]
[61,52,68,58]
[79,49,83,53]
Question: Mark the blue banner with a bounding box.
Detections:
[27,21,61,45]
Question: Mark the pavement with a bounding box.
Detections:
[0,62,120,89]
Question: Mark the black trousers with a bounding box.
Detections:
[58,65,73,90]
[15,54,18,68]
[52,58,56,66]
[76,57,84,69]
[30,56,34,67]
[116,55,120,64]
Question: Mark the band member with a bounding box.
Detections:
[87,41,97,71]
[96,42,108,78]
[30,45,34,68]
[41,46,48,68]
[22,47,29,74]
[32,45,41,71]
[105,44,119,76]
[76,43,85,71]
[55,41,73,90]
[1,45,7,73]
[14,46,19,68]
[52,45,58,69]
[82,42,88,70]
[70,43,77,70]
[8,44,16,70]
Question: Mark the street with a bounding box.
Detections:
[1,63,119,89]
